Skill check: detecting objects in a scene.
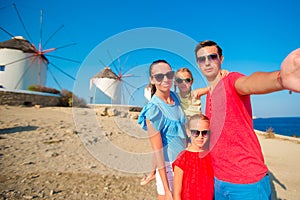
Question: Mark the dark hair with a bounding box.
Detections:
[194,40,223,57]
[149,59,171,97]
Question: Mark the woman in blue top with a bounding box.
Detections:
[138,60,188,200]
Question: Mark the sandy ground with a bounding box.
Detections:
[0,105,299,200]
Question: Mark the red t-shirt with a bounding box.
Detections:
[172,150,214,200]
[205,72,268,184]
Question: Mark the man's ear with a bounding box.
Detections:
[220,55,224,64]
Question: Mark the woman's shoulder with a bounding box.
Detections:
[139,101,161,117]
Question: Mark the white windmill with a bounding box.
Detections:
[0,3,78,91]
[89,52,141,105]
[0,36,49,90]
[90,66,122,104]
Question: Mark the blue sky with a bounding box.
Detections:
[1,0,300,117]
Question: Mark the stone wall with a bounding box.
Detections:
[0,89,60,106]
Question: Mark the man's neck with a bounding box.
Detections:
[208,74,222,91]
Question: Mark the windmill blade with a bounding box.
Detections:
[120,53,130,76]
[122,81,135,103]
[106,49,118,74]
[0,26,14,37]
[39,9,43,52]
[12,3,33,43]
[98,59,107,67]
[49,62,76,80]
[120,78,138,103]
[121,79,138,89]
[117,48,121,75]
[46,54,81,64]
[55,43,77,50]
[3,54,36,66]
[122,54,130,68]
[43,25,64,48]
[48,67,63,90]
[122,74,142,78]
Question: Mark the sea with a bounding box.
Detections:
[253,117,300,137]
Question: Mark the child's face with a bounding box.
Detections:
[175,71,193,93]
[189,119,210,150]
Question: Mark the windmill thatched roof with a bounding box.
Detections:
[0,36,48,62]
[0,36,36,53]
[92,67,119,79]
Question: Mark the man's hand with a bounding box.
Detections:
[192,87,209,99]
[280,48,300,92]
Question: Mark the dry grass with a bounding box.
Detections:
[264,127,276,139]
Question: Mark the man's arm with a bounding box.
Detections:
[235,71,282,95]
[235,48,300,95]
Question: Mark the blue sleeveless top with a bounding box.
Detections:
[138,91,187,162]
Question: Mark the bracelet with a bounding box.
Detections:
[277,71,284,88]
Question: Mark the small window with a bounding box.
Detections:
[0,65,5,71]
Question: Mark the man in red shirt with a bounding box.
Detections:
[194,40,300,199]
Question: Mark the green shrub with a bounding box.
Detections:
[28,85,60,94]
[60,89,87,107]
[28,85,86,107]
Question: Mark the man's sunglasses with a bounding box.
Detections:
[190,130,210,137]
[197,53,219,64]
[152,71,175,82]
[175,77,193,84]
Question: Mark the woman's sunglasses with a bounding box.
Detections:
[152,71,175,82]
[175,77,193,84]
[197,53,219,64]
[190,130,210,137]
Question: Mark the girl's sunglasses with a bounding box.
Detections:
[197,53,219,64]
[175,77,193,84]
[152,71,175,82]
[190,130,210,137]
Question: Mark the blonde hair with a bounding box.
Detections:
[175,67,194,80]
[187,114,210,151]
[174,67,194,97]
[186,114,210,129]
